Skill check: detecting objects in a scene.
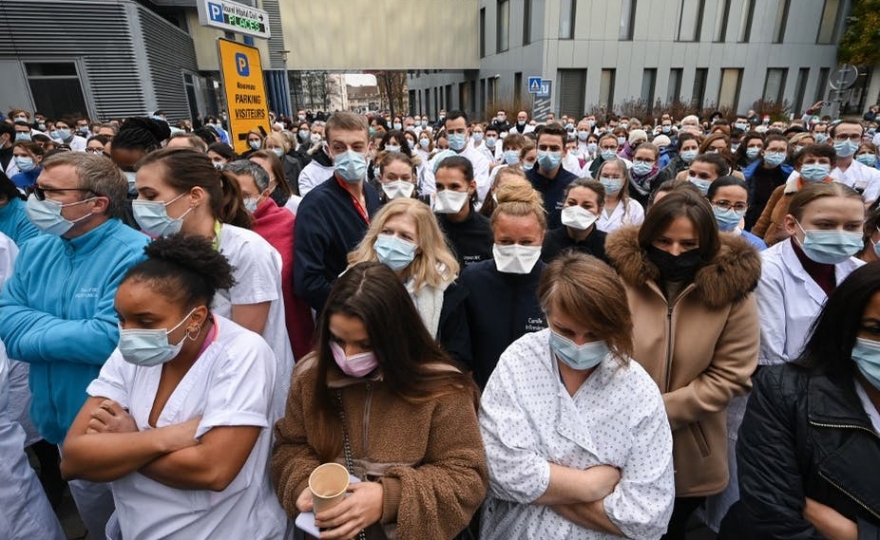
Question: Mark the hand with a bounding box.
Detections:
[803,497,858,540]
[296,486,314,513]
[86,400,137,434]
[162,417,202,452]
[315,481,384,539]
[582,465,621,502]
[811,101,825,111]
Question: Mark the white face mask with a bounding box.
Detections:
[560,205,598,231]
[381,180,415,200]
[433,190,469,214]
[493,243,542,274]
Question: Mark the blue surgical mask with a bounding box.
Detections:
[688,176,712,195]
[374,234,418,271]
[600,149,617,161]
[712,205,744,232]
[54,129,71,140]
[522,161,535,171]
[14,133,31,142]
[384,145,401,153]
[746,147,761,160]
[632,161,653,176]
[851,337,880,391]
[617,136,626,146]
[586,142,598,154]
[14,156,35,172]
[549,330,609,371]
[448,133,467,152]
[485,136,497,148]
[393,122,402,131]
[577,131,590,141]
[243,197,259,213]
[334,149,368,183]
[537,150,562,171]
[249,140,261,150]
[600,176,623,194]
[472,132,484,143]
[814,133,827,144]
[680,150,698,163]
[764,152,786,167]
[834,139,859,158]
[26,194,95,236]
[118,308,198,367]
[662,126,671,134]
[419,138,430,149]
[800,163,831,182]
[797,221,863,265]
[298,129,310,141]
[735,122,749,131]
[132,192,193,237]
[856,153,877,167]
[503,150,520,165]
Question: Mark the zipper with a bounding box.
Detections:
[664,303,674,392]
[811,421,880,520]
[809,420,880,441]
[362,383,372,457]
[818,471,880,521]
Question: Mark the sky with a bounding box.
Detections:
[345,74,377,87]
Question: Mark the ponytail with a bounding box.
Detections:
[219,171,253,229]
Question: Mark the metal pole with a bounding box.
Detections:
[280,50,293,119]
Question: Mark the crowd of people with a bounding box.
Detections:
[0,100,879,540]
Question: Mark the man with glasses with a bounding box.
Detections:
[0,152,148,538]
[828,120,880,206]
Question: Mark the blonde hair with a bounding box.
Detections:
[490,178,547,231]
[348,198,460,290]
[264,132,290,153]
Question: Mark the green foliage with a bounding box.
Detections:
[838,0,880,66]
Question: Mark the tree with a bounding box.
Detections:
[838,0,880,66]
[370,71,408,117]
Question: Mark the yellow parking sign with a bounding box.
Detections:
[218,39,270,155]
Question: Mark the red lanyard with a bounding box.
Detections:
[336,175,369,224]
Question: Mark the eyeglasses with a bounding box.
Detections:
[712,200,748,213]
[33,186,98,201]
[834,134,862,142]
[86,148,104,154]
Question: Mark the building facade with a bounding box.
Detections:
[407,0,855,121]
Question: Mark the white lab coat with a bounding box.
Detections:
[0,341,65,540]
[86,315,287,540]
[297,160,334,196]
[421,145,491,201]
[479,329,675,540]
[596,199,645,234]
[757,239,864,365]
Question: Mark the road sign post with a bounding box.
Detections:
[198,0,271,39]
[217,39,270,154]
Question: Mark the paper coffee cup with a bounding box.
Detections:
[309,463,350,513]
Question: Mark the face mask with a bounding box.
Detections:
[600,176,623,195]
[14,156,35,172]
[485,136,497,148]
[419,138,430,149]
[631,161,653,176]
[78,127,90,135]
[688,176,712,195]
[393,122,403,131]
[588,120,596,128]
[433,189,469,214]
[734,122,749,131]
[374,234,418,271]
[550,331,609,371]
[746,147,761,160]
[38,123,46,131]
[472,133,484,143]
[713,206,744,232]
[522,161,535,171]
[617,136,626,146]
[834,139,859,158]
[14,116,27,123]
[334,149,368,183]
[297,129,310,141]
[249,140,262,150]
[517,120,526,127]
[814,133,827,144]
[381,180,415,200]
[14,133,31,142]
[577,131,590,142]
[496,115,506,123]
[619,123,629,130]
[123,171,137,194]
[421,120,428,127]
[310,134,323,145]
[493,243,542,274]
[243,197,259,213]
[330,341,379,378]
[796,222,862,265]
[852,337,880,391]
[384,145,401,153]
[561,205,598,230]
[298,114,306,121]
[503,150,520,165]
[794,145,804,154]
[586,142,598,154]
[132,192,192,237]
[268,148,283,158]
[54,129,71,140]
[856,153,877,167]
[537,150,562,171]
[448,133,467,152]
[731,143,741,153]
[680,149,698,163]
[800,163,831,182]
[213,161,224,170]
[368,127,376,137]
[600,149,617,161]
[662,126,671,134]
[118,308,197,367]
[764,152,786,167]
[647,245,703,282]
[26,194,94,236]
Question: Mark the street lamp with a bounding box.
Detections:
[279,50,293,118]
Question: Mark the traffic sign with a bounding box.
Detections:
[217,39,270,154]
[537,80,552,98]
[528,76,543,94]
[198,0,271,39]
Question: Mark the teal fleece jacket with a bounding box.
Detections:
[0,219,148,443]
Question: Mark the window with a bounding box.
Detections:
[558,69,587,116]
[445,85,453,110]
[25,61,88,119]
[718,68,743,109]
[668,68,683,101]
[514,72,523,100]
[692,68,708,107]
[523,0,532,45]
[793,68,809,115]
[488,77,499,108]
[763,68,788,103]
[641,69,657,112]
[619,0,637,40]
[773,0,790,43]
[738,0,755,42]
[559,0,577,39]
[497,0,510,53]
[480,78,487,115]
[480,8,486,57]
[817,0,841,44]
[714,0,730,42]
[816,67,830,103]
[600,69,616,111]
[677,0,705,42]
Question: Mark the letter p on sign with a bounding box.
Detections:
[208,2,223,22]
[235,53,249,76]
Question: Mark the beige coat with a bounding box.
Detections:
[606,227,760,497]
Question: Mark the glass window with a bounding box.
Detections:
[773,0,790,43]
[738,0,756,42]
[692,68,708,108]
[668,68,683,102]
[714,0,730,42]
[480,8,486,57]
[718,68,743,109]
[677,0,705,42]
[817,0,841,44]
[641,69,657,111]
[763,68,788,103]
[619,0,637,41]
[497,0,510,53]
[600,69,616,111]
[559,0,577,39]
[523,0,532,45]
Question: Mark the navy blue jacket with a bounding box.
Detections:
[527,166,578,230]
[293,176,380,313]
[437,207,494,269]
[460,259,547,389]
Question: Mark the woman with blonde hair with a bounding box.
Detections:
[263,132,303,196]
[348,197,470,366]
[479,166,527,218]
[461,178,548,388]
